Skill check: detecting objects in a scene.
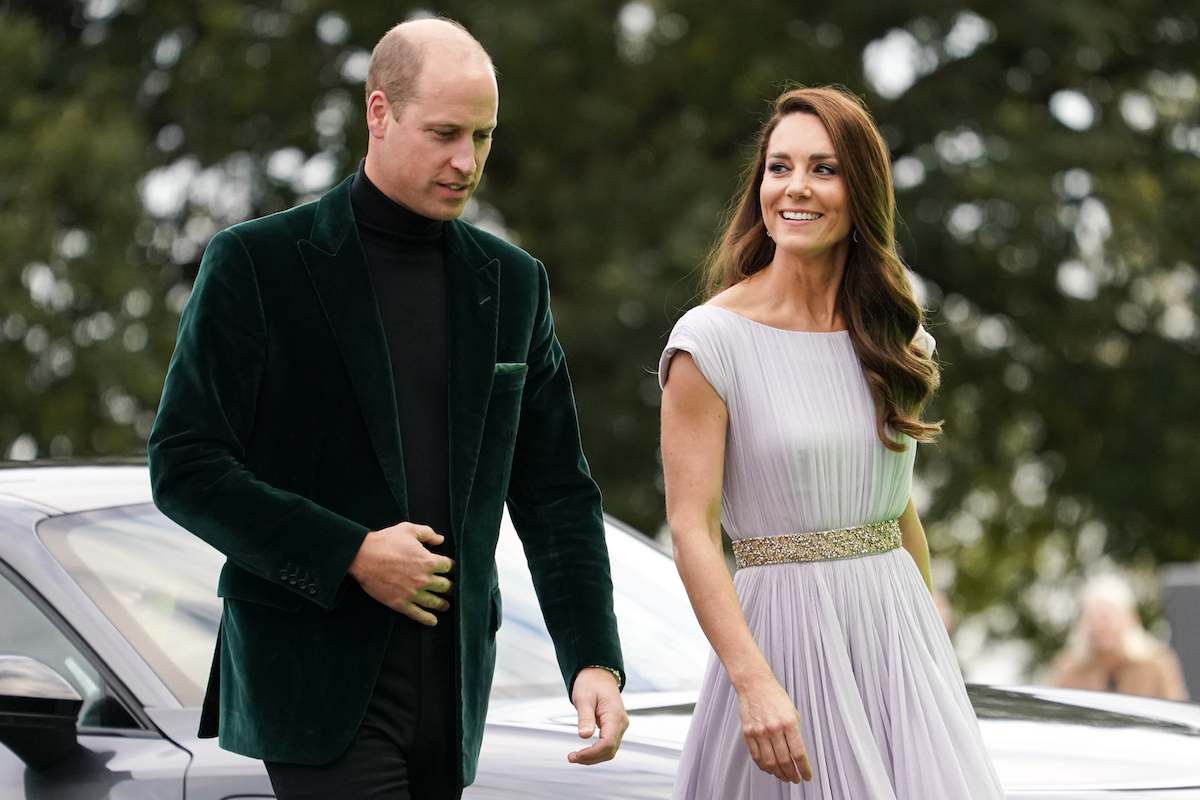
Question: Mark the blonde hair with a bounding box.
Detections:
[1068,573,1159,662]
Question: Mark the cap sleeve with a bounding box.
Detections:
[659,307,733,402]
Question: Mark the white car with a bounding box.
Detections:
[1,464,1199,798]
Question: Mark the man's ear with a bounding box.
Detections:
[366,91,391,139]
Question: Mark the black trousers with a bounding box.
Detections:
[265,613,461,800]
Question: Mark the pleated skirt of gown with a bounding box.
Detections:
[671,547,1005,800]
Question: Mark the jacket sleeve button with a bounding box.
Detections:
[307,585,317,595]
[279,569,289,581]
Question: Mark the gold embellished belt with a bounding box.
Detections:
[732,519,902,569]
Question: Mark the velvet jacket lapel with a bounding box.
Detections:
[299,177,408,517]
[444,223,500,537]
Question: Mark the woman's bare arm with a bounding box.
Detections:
[661,350,811,784]
[898,497,933,593]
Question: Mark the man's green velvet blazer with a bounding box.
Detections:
[147,176,623,784]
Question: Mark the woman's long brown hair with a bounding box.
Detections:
[705,86,941,451]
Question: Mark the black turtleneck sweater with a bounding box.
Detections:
[350,163,452,554]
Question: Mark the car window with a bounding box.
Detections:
[38,505,224,708]
[605,520,709,691]
[491,518,708,698]
[0,568,138,729]
[37,503,708,706]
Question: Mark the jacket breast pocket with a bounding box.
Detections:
[491,363,528,395]
[217,563,307,612]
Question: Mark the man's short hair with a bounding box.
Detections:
[365,17,494,117]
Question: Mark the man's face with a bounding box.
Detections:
[366,51,498,220]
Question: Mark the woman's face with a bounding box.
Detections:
[1083,598,1132,656]
[759,113,852,260]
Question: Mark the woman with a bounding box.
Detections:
[659,86,1004,799]
[1049,573,1189,700]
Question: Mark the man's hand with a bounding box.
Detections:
[348,522,453,626]
[567,667,628,765]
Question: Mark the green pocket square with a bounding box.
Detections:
[494,362,526,374]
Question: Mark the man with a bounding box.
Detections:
[148,18,627,800]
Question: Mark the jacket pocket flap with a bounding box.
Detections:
[491,363,528,394]
[217,564,307,612]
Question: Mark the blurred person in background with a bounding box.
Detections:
[1049,573,1189,701]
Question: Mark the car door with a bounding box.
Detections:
[0,564,191,799]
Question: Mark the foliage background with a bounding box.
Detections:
[2,0,1198,678]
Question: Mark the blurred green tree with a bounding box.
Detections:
[1,0,1197,674]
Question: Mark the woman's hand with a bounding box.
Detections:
[736,675,813,784]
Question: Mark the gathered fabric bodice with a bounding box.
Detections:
[659,305,922,541]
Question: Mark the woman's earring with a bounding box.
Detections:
[852,229,860,243]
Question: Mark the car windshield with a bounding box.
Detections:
[39,504,707,706]
[491,516,708,698]
[39,505,224,707]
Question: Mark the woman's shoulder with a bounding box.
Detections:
[668,303,742,341]
[1143,641,1185,672]
[661,305,744,394]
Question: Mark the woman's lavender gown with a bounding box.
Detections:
[660,306,1003,800]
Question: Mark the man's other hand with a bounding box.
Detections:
[348,522,453,626]
[567,667,628,765]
